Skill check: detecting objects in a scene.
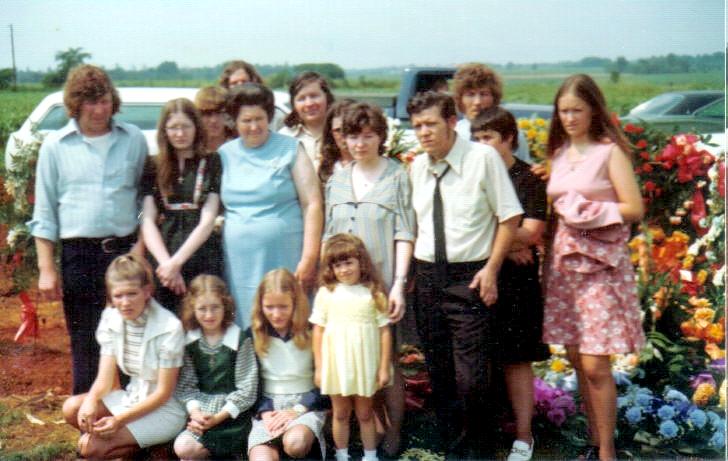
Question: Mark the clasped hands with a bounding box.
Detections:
[260,409,299,438]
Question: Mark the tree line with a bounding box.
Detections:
[1,48,724,90]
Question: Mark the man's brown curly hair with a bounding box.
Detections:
[63,64,121,119]
[452,63,503,114]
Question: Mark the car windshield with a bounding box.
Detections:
[629,94,682,117]
[37,103,166,131]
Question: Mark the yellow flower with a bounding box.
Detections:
[536,131,548,144]
[682,254,695,270]
[550,358,567,372]
[688,296,711,309]
[705,343,725,361]
[704,323,725,344]
[693,307,716,328]
[518,119,531,130]
[696,269,708,285]
[535,118,546,127]
[648,226,666,242]
[693,382,717,406]
[526,128,538,140]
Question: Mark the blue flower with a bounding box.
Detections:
[625,406,642,425]
[617,396,631,409]
[707,411,722,428]
[688,409,707,429]
[612,370,632,387]
[659,420,679,439]
[709,430,725,448]
[657,404,676,420]
[635,392,653,407]
[665,389,689,403]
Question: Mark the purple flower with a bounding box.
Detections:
[547,407,567,426]
[689,372,717,390]
[709,359,725,372]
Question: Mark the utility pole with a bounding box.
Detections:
[9,24,17,90]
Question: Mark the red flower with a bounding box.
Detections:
[624,123,638,133]
[635,139,648,149]
[690,189,708,236]
[644,181,657,192]
[639,151,650,160]
[642,163,654,173]
[719,161,725,198]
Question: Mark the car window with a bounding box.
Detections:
[694,98,725,119]
[666,94,723,116]
[629,94,682,117]
[36,103,164,131]
[36,105,69,130]
[116,104,165,130]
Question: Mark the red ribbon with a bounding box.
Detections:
[14,290,39,342]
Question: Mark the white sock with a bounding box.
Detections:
[363,449,378,461]
[335,448,349,461]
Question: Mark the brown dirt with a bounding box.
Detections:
[0,293,77,459]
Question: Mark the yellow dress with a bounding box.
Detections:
[309,284,390,397]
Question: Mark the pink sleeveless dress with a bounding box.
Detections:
[543,142,645,354]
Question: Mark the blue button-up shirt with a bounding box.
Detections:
[28,118,148,241]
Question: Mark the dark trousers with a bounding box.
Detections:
[413,259,494,455]
[61,237,133,394]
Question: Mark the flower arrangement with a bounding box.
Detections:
[517,116,549,161]
[616,385,725,455]
[0,130,44,295]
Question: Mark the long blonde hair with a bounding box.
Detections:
[251,269,311,356]
[319,233,387,313]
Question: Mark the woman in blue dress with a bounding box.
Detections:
[219,83,323,327]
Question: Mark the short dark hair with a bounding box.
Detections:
[225,83,275,122]
[63,64,121,119]
[341,102,388,155]
[406,91,457,120]
[470,107,519,151]
[219,60,263,88]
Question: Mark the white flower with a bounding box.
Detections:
[712,265,725,287]
[6,229,19,248]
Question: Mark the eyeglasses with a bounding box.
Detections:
[165,124,195,133]
[194,305,223,315]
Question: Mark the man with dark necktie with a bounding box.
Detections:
[407,91,522,458]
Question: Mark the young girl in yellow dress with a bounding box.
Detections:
[311,233,392,461]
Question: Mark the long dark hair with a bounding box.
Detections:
[547,74,630,157]
[156,98,207,197]
[319,99,355,184]
[283,71,335,128]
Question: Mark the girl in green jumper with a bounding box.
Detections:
[173,275,259,459]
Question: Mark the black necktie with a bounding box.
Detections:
[433,164,450,265]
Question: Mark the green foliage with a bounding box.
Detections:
[293,62,346,81]
[0,442,76,461]
[0,90,46,155]
[0,68,14,90]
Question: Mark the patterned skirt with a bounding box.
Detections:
[248,393,327,458]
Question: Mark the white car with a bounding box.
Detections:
[5,87,290,166]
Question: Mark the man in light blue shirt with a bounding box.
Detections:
[28,65,147,394]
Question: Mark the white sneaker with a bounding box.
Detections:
[506,439,534,461]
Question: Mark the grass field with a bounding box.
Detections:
[1,70,723,160]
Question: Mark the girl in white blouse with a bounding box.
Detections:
[62,254,186,459]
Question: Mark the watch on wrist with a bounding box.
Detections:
[292,404,307,415]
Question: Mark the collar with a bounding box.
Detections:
[426,133,468,176]
[287,123,321,141]
[186,323,241,350]
[57,117,129,141]
[266,324,293,342]
[125,307,149,327]
[106,298,179,338]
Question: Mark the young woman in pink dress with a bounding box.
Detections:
[543,74,645,461]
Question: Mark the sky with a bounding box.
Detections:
[1,0,725,71]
